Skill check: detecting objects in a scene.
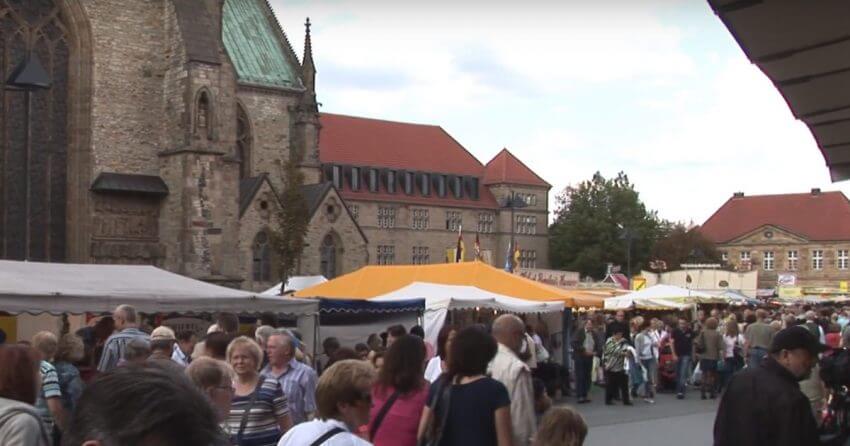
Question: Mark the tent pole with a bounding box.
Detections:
[562,308,572,378]
[313,312,320,368]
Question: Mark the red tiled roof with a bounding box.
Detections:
[483,148,551,188]
[700,191,850,243]
[319,113,485,176]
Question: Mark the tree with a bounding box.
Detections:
[549,172,663,279]
[650,224,722,271]
[271,157,309,295]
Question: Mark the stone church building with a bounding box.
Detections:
[0,0,550,292]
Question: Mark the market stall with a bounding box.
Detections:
[604,284,721,310]
[261,276,328,296]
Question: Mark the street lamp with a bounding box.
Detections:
[5,52,51,260]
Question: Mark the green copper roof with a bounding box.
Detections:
[222,0,302,89]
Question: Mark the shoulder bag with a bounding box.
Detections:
[309,427,346,446]
[369,390,401,441]
[418,376,453,446]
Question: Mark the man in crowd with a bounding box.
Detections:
[146,326,184,376]
[714,326,825,446]
[261,330,318,424]
[317,337,340,376]
[64,366,224,446]
[744,309,774,368]
[171,330,195,367]
[386,324,406,347]
[489,314,536,446]
[97,305,150,372]
[571,318,596,404]
[671,318,695,400]
[255,325,276,368]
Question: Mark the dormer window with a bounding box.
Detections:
[368,169,379,193]
[386,170,397,194]
[331,165,343,190]
[451,176,463,199]
[404,172,414,195]
[350,167,361,191]
[434,175,446,198]
[420,173,430,196]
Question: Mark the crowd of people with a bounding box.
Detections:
[0,305,588,446]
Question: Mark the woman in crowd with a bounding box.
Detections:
[603,327,631,406]
[226,336,292,446]
[369,334,428,446]
[54,334,84,411]
[417,326,512,446]
[695,317,724,400]
[186,357,236,423]
[634,319,658,403]
[719,317,744,393]
[0,345,50,445]
[278,360,374,446]
[424,325,456,383]
[532,406,587,446]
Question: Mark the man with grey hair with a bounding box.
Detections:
[98,304,150,372]
[260,329,318,424]
[488,314,535,446]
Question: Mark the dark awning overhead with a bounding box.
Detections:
[708,0,850,182]
[91,172,169,197]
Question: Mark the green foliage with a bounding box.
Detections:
[650,224,722,271]
[549,172,664,279]
[271,157,309,294]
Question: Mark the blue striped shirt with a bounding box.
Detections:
[226,376,289,446]
[261,360,317,424]
[97,328,150,372]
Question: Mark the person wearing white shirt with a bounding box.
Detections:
[634,321,658,403]
[171,330,196,367]
[278,360,374,446]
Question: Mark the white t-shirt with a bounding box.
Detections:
[278,418,371,446]
[424,355,443,383]
[723,334,744,359]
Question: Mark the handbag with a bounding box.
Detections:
[236,379,265,445]
[418,376,452,446]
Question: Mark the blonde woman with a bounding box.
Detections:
[226,336,292,446]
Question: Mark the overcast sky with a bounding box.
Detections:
[271,0,850,224]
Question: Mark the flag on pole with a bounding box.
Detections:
[455,225,465,263]
[504,240,513,272]
[474,233,481,261]
[513,241,521,271]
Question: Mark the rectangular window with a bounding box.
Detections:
[436,175,446,198]
[787,250,798,271]
[451,176,463,199]
[377,245,395,265]
[763,251,774,271]
[839,250,848,270]
[377,207,396,229]
[332,165,343,190]
[740,251,750,262]
[412,209,429,230]
[349,205,359,222]
[519,250,537,269]
[404,172,414,195]
[446,211,462,231]
[412,246,430,265]
[813,250,824,270]
[516,215,537,235]
[721,252,728,263]
[350,167,360,191]
[477,212,494,234]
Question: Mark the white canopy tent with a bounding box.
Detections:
[261,276,328,296]
[604,284,719,310]
[371,282,564,347]
[0,260,319,315]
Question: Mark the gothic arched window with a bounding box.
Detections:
[1,0,70,261]
[252,231,271,282]
[195,90,213,140]
[236,104,252,179]
[320,233,338,279]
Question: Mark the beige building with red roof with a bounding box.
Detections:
[700,189,850,289]
[317,113,551,276]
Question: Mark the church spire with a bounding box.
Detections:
[302,17,316,94]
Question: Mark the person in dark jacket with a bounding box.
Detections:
[571,319,595,404]
[714,325,827,446]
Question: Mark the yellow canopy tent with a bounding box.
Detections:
[294,261,578,307]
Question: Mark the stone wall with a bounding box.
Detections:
[236,88,299,187]
[299,189,368,277]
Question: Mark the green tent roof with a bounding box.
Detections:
[222,0,302,89]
